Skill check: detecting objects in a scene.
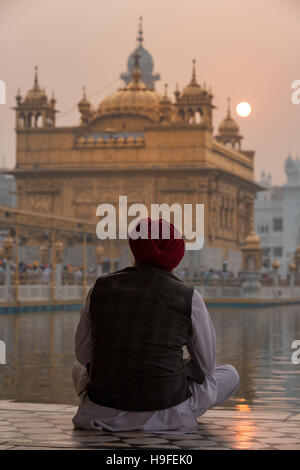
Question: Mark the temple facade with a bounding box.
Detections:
[10,21,261,274]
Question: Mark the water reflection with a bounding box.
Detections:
[210,305,300,412]
[0,305,299,411]
[0,311,80,404]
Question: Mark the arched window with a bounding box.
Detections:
[35,113,43,128]
[18,113,26,128]
[178,109,185,122]
[220,202,224,227]
[194,111,201,124]
[187,109,194,124]
[224,207,228,228]
[27,113,33,128]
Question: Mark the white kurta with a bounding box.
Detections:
[72,287,239,433]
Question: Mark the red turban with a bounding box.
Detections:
[128,218,185,272]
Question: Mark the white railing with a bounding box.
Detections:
[0,284,85,302]
[195,285,300,300]
[1,283,300,304]
[18,285,51,301]
[57,285,84,300]
[196,285,243,298]
[0,286,7,301]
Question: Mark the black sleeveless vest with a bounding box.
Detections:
[86,263,195,411]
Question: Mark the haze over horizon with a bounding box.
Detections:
[0,0,299,185]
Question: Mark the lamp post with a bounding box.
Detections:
[241,222,262,298]
[40,242,49,266]
[272,259,280,288]
[289,262,296,288]
[3,236,14,302]
[54,239,63,300]
[95,244,104,277]
[110,239,114,273]
[14,225,20,302]
[51,231,55,302]
[295,245,300,283]
[83,234,87,299]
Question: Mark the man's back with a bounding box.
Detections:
[87,263,194,411]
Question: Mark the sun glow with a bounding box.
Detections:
[236,101,252,117]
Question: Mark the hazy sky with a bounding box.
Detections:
[0,0,299,185]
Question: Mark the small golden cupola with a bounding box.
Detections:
[174,59,215,129]
[14,66,57,129]
[216,98,243,151]
[241,217,262,271]
[89,53,163,132]
[78,86,92,126]
[159,84,173,123]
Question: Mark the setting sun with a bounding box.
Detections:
[236,101,252,117]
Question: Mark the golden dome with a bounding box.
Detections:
[242,229,261,251]
[218,117,239,134]
[181,59,202,99]
[78,86,91,110]
[289,262,296,271]
[98,53,163,121]
[218,98,239,135]
[245,231,260,244]
[272,259,280,270]
[96,245,104,256]
[25,66,47,104]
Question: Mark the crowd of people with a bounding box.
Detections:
[0,258,285,286]
[0,260,98,285]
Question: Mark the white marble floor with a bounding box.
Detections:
[0,401,299,450]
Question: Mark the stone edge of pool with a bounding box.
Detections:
[1,298,300,314]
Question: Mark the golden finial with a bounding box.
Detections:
[132,52,142,83]
[272,259,280,270]
[192,59,196,82]
[227,97,232,117]
[289,261,296,272]
[34,65,39,89]
[164,83,168,97]
[82,86,87,100]
[137,16,144,45]
[174,82,180,100]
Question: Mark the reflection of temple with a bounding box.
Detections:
[10,20,261,273]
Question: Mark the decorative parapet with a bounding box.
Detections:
[75,132,145,148]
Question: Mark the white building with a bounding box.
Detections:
[0,174,16,208]
[255,156,300,276]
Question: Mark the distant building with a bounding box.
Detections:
[0,171,16,208]
[255,156,300,276]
